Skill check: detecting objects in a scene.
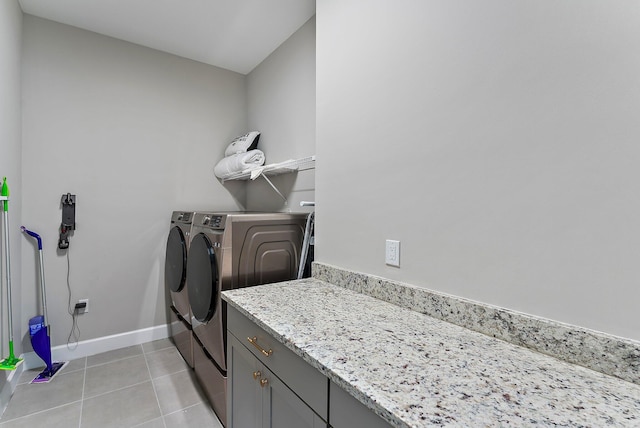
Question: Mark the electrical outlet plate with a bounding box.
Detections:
[78,298,89,314]
[385,240,400,267]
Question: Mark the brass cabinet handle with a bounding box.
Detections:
[247,336,273,357]
[260,378,269,388]
[252,371,261,380]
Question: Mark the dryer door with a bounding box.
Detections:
[187,232,219,324]
[165,226,187,294]
[187,232,227,370]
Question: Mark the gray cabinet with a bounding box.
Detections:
[227,306,392,428]
[228,334,262,428]
[330,381,392,428]
[227,307,328,428]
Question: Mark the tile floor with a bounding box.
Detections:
[0,339,223,428]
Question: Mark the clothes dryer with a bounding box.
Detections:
[186,212,307,426]
[165,211,194,367]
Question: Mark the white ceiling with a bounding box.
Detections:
[18,0,316,75]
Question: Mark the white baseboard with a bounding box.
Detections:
[1,363,25,416]
[20,323,170,370]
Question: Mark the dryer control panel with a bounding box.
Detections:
[200,214,225,229]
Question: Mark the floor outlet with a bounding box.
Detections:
[385,240,400,267]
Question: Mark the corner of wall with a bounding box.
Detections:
[0,0,23,414]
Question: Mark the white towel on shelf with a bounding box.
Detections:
[214,149,266,179]
[224,131,260,157]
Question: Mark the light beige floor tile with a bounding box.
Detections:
[142,338,173,354]
[80,381,161,428]
[153,369,206,415]
[0,371,84,422]
[62,357,87,374]
[0,401,81,428]
[163,402,222,428]
[16,368,44,385]
[145,347,189,379]
[84,354,150,398]
[132,417,165,428]
[87,345,143,367]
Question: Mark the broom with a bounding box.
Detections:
[0,177,23,371]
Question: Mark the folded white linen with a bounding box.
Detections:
[214,149,266,179]
[224,131,260,157]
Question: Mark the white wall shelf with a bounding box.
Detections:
[220,155,315,204]
[220,155,315,183]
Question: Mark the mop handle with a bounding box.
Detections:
[1,178,16,346]
[21,226,43,250]
[21,226,49,325]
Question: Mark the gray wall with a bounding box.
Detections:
[0,0,23,407]
[21,16,247,348]
[244,16,316,212]
[316,0,640,340]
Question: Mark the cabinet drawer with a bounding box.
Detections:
[227,305,328,420]
[330,381,392,428]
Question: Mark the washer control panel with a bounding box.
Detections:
[176,212,192,222]
[201,215,225,229]
[171,211,193,224]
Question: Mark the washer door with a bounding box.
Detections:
[187,232,219,323]
[165,226,187,293]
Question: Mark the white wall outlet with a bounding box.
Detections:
[77,298,89,314]
[385,239,400,267]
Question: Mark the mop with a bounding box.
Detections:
[0,177,23,370]
[22,226,68,383]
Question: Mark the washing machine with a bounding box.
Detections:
[186,212,307,426]
[165,210,195,367]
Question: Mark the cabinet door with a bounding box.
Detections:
[262,368,327,428]
[229,334,326,428]
[227,306,328,420]
[228,335,263,428]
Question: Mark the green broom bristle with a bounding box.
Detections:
[0,357,23,370]
[0,341,23,370]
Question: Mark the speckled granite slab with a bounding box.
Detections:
[222,280,640,427]
[313,262,640,386]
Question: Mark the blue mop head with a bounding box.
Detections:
[31,361,68,384]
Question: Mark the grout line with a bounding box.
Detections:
[16,366,78,386]
[142,343,168,428]
[81,378,155,401]
[130,417,164,428]
[0,400,83,425]
[2,342,178,428]
[161,401,222,426]
[78,357,87,428]
[161,401,206,418]
[80,351,185,401]
[148,367,189,382]
[85,353,145,370]
[142,345,176,357]
[85,346,145,369]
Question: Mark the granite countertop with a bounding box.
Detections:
[222,278,640,427]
